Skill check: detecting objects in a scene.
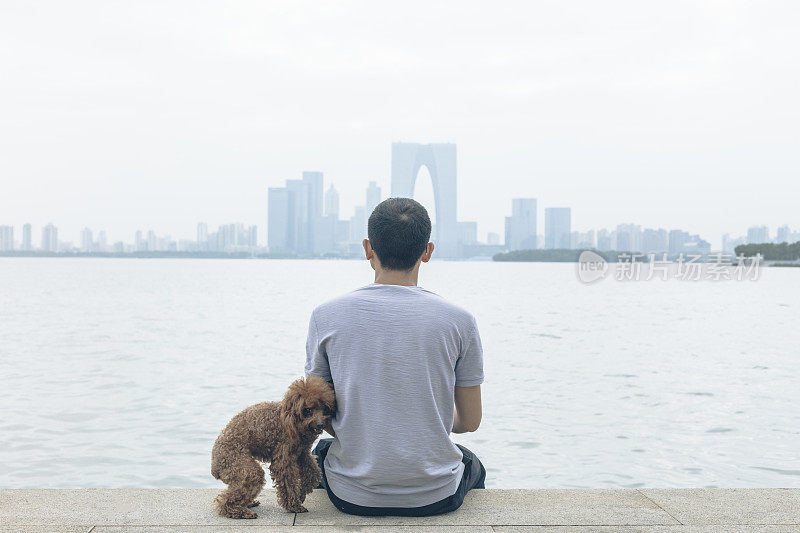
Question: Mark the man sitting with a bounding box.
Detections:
[305,197,486,516]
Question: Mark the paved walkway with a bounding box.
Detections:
[2,488,799,532]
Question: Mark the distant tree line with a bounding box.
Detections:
[492,249,624,262]
[735,241,800,261]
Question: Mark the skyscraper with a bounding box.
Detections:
[94,231,106,252]
[596,229,612,251]
[0,226,13,251]
[504,198,537,250]
[668,230,688,255]
[135,230,145,252]
[81,228,94,252]
[197,222,208,250]
[458,221,478,245]
[615,223,642,252]
[268,187,292,253]
[746,226,769,244]
[299,172,325,252]
[22,223,32,251]
[301,171,324,252]
[350,206,366,242]
[268,171,328,254]
[302,171,324,224]
[147,230,157,251]
[722,233,745,253]
[313,215,338,255]
[325,184,340,218]
[41,223,58,252]
[667,230,710,255]
[641,228,668,254]
[545,208,571,249]
[776,225,791,243]
[335,220,350,245]
[570,230,595,249]
[285,179,310,252]
[216,224,236,251]
[366,181,381,216]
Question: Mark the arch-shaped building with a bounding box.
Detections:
[390,142,458,257]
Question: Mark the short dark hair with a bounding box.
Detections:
[367,198,432,271]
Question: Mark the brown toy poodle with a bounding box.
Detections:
[211,375,335,518]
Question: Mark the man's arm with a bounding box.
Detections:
[306,311,336,437]
[452,384,482,433]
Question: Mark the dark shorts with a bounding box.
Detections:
[312,438,486,517]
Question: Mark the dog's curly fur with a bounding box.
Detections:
[211,375,335,518]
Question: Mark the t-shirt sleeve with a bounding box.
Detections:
[304,311,332,381]
[455,316,484,387]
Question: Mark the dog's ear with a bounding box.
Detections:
[306,375,336,414]
[280,378,303,444]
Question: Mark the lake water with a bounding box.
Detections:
[1,258,798,489]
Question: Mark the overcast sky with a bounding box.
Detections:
[1,1,798,247]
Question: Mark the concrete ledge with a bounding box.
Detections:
[1,489,798,532]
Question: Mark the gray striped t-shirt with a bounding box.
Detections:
[305,283,484,508]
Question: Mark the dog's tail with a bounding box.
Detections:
[210,440,222,480]
[211,450,221,480]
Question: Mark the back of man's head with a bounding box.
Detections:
[367,197,432,271]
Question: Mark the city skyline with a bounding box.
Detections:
[2,187,797,256]
[3,145,798,255]
[3,155,797,250]
[3,141,798,255]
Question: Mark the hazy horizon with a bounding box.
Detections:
[1,1,798,247]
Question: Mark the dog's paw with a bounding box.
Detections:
[225,508,257,519]
[287,505,308,513]
[247,500,260,508]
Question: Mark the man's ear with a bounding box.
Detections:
[364,239,380,271]
[421,242,435,263]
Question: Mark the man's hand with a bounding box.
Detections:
[452,385,482,433]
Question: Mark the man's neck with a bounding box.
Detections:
[373,268,419,286]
